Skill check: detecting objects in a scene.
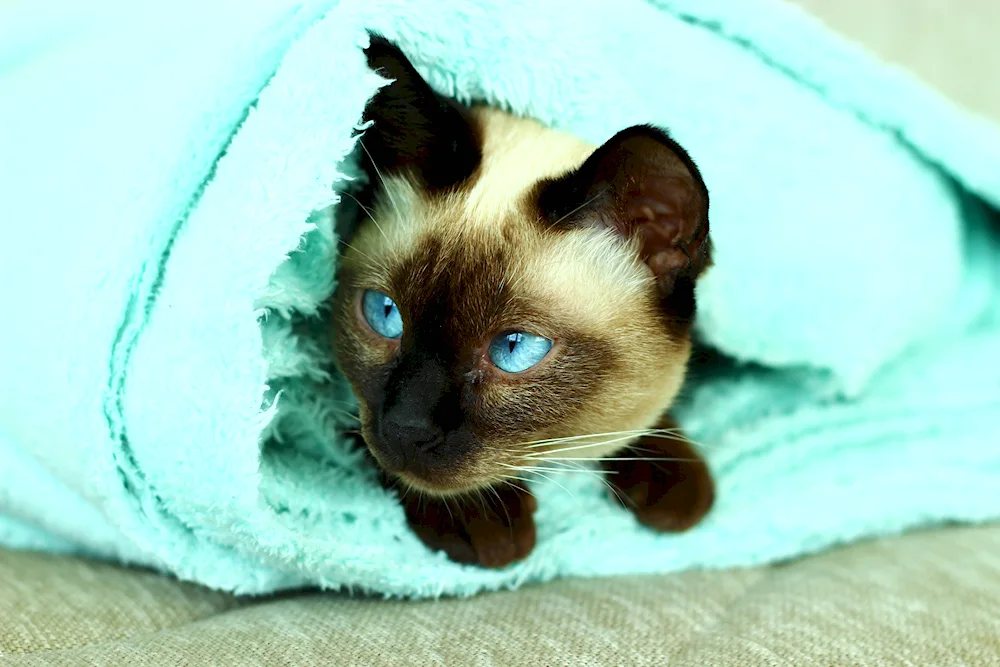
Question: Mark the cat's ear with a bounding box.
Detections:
[360,34,480,190]
[537,126,710,299]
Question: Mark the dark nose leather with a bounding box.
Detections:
[374,349,461,472]
[377,410,444,470]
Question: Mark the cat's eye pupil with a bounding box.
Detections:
[489,331,553,373]
[361,289,403,339]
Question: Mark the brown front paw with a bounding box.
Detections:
[401,482,537,568]
[604,416,714,532]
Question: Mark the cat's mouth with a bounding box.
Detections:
[360,420,500,496]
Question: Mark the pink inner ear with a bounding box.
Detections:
[537,126,709,296]
[624,175,703,283]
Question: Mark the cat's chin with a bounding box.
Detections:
[390,468,499,499]
[361,432,500,497]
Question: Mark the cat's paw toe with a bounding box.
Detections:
[403,482,537,568]
[466,509,536,568]
[604,421,714,533]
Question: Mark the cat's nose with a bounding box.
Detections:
[376,412,444,471]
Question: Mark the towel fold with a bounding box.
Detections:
[1,0,998,597]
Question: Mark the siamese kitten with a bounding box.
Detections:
[332,36,714,568]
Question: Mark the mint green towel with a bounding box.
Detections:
[1,0,998,596]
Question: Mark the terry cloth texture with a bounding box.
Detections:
[1,0,999,596]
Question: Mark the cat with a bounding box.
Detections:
[331,35,715,568]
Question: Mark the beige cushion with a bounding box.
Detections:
[3,525,1000,665]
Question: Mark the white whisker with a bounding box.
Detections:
[550,192,604,228]
[519,469,576,500]
[641,432,718,451]
[501,462,566,475]
[340,190,378,225]
[327,408,360,423]
[358,140,403,228]
[520,428,655,449]
[340,241,382,266]
[525,434,640,456]
[535,456,695,463]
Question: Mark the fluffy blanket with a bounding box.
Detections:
[1,0,998,596]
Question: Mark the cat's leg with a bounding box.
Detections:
[602,415,714,531]
[390,478,537,568]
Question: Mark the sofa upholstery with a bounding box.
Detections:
[3,526,1000,665]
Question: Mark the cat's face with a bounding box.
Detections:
[332,37,710,496]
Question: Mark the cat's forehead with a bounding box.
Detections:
[347,181,652,341]
[359,106,595,236]
[342,106,657,338]
[389,233,533,347]
[460,107,595,219]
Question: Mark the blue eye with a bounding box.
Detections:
[488,331,553,373]
[362,289,403,339]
